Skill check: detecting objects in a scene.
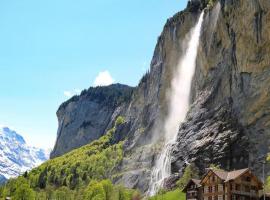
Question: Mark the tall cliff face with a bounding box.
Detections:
[172,0,270,178]
[50,84,134,158]
[51,0,270,192]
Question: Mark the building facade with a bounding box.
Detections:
[183,179,202,200]
[183,168,263,200]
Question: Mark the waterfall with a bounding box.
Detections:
[148,11,204,196]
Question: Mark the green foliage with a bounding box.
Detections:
[149,189,185,200]
[209,164,221,170]
[265,176,270,192]
[176,164,199,189]
[100,180,114,200]
[116,185,135,200]
[115,116,125,127]
[207,0,217,8]
[83,181,106,200]
[265,155,270,192]
[29,126,123,191]
[2,177,35,200]
[13,184,35,200]
[0,118,138,200]
[60,84,133,111]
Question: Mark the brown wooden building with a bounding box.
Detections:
[183,168,263,200]
[183,179,203,200]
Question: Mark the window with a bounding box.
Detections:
[209,186,212,193]
[215,185,218,192]
[218,184,223,192]
[251,186,257,194]
[215,196,218,200]
[208,196,212,200]
[246,177,251,182]
[205,186,208,193]
[212,176,216,182]
[235,184,240,191]
[218,195,223,200]
[243,176,251,182]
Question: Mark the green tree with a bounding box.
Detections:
[83,181,106,200]
[117,185,133,200]
[265,177,270,192]
[0,185,8,199]
[209,164,221,170]
[176,164,199,189]
[100,180,113,200]
[13,183,35,200]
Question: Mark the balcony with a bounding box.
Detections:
[231,190,259,198]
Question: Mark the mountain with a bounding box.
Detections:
[0,119,140,199]
[0,0,267,196]
[50,83,134,158]
[0,127,49,181]
[0,175,7,185]
[50,0,270,193]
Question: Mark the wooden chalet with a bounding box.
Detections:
[183,168,263,200]
[183,179,202,200]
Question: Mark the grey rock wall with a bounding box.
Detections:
[51,0,270,192]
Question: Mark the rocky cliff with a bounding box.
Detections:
[171,0,270,179]
[50,84,133,158]
[51,0,270,193]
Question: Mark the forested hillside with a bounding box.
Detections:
[0,117,140,200]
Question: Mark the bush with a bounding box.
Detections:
[207,0,216,8]
[176,164,199,189]
[83,181,106,200]
[115,116,125,126]
[13,183,35,200]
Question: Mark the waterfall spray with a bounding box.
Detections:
[148,11,204,196]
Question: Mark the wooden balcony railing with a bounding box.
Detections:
[231,190,259,198]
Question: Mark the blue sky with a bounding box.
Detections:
[0,0,187,149]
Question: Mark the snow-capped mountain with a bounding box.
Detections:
[0,127,49,181]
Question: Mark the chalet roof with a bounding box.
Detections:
[211,168,250,182]
[225,168,249,182]
[212,169,229,181]
[182,179,202,192]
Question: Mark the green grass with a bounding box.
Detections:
[149,189,185,200]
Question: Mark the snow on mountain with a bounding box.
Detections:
[0,127,49,180]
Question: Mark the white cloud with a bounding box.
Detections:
[63,89,81,98]
[64,91,72,98]
[93,70,115,87]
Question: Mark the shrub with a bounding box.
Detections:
[115,116,125,126]
[176,164,199,189]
